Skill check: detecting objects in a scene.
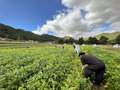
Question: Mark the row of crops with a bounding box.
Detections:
[0,45,120,90]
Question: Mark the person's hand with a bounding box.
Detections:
[82,64,88,70]
[84,64,88,68]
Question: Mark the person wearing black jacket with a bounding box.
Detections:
[79,52,105,86]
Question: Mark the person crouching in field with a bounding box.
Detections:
[79,52,105,87]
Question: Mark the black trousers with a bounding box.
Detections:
[84,63,105,85]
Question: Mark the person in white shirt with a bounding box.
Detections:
[75,44,80,55]
[73,42,76,49]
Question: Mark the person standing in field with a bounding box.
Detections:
[79,52,105,88]
[62,44,64,49]
[24,45,26,48]
[75,44,80,55]
[73,42,76,49]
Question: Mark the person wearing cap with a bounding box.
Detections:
[79,52,105,86]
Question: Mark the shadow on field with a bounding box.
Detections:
[91,84,106,90]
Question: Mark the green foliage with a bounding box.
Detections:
[83,46,120,90]
[64,37,75,44]
[89,37,99,44]
[78,37,84,44]
[68,37,75,44]
[99,36,109,44]
[0,46,92,90]
[57,38,64,44]
[0,45,119,90]
[57,37,75,44]
[95,32,120,40]
[115,34,120,44]
[0,23,59,42]
[108,40,116,45]
[39,34,59,42]
[84,32,120,45]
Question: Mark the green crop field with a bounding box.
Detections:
[100,45,120,55]
[0,44,120,90]
[0,43,55,49]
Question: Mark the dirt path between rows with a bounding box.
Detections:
[91,84,106,90]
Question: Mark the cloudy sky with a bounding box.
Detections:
[0,0,120,38]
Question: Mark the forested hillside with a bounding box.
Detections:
[0,23,59,42]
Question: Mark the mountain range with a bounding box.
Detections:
[95,32,120,40]
[0,23,119,41]
[0,23,59,42]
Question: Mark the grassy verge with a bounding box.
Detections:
[0,43,56,49]
[100,45,120,55]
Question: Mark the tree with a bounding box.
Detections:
[57,38,64,44]
[78,37,84,44]
[89,37,99,44]
[108,40,116,45]
[92,37,99,44]
[0,31,5,37]
[0,23,59,42]
[68,37,74,44]
[88,37,93,44]
[116,34,120,44]
[99,36,109,44]
[84,40,90,44]
[64,39,69,44]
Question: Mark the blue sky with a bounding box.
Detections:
[0,0,119,38]
[0,0,66,31]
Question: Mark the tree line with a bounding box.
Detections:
[0,23,59,42]
[56,35,120,45]
[0,23,120,44]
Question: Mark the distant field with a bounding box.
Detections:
[0,41,30,44]
[0,43,56,49]
[100,45,120,55]
[0,42,120,55]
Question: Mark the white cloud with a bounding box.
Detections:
[85,0,120,25]
[33,8,91,38]
[62,0,89,8]
[33,0,120,38]
[32,25,42,35]
[105,22,120,33]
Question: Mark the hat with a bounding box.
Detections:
[79,52,85,56]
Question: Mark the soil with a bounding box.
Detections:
[91,84,106,90]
